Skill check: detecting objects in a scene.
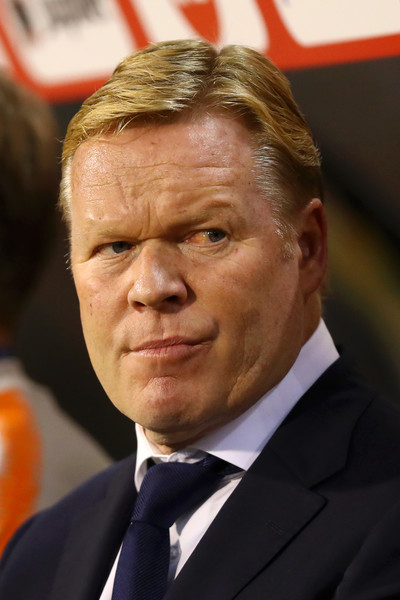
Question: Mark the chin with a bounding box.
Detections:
[117,388,191,427]
[131,399,213,440]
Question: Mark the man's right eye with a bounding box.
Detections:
[111,241,132,254]
[97,241,133,256]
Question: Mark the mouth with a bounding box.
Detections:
[130,336,212,360]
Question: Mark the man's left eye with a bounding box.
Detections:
[206,229,226,243]
[189,229,227,245]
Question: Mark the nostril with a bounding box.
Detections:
[133,300,147,308]
[167,295,180,303]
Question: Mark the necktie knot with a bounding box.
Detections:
[132,455,234,529]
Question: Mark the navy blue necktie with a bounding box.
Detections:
[111,454,237,600]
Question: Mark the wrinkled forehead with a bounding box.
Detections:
[71,113,255,178]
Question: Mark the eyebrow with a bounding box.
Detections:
[171,200,252,238]
[170,196,245,221]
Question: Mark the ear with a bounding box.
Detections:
[296,198,327,297]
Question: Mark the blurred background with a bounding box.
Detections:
[1,0,399,459]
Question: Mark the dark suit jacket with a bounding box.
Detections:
[2,355,400,600]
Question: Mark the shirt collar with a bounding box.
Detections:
[135,320,338,488]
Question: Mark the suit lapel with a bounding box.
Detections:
[165,445,326,600]
[50,457,137,600]
[166,356,373,600]
[268,354,373,488]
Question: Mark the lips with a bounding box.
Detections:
[131,336,212,360]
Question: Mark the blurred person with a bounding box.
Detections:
[1,40,400,599]
[0,72,110,553]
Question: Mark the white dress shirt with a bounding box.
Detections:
[99,320,339,599]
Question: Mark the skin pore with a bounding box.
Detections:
[70,113,327,454]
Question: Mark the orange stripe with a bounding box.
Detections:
[0,389,42,554]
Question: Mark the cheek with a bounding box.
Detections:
[212,251,277,312]
[227,253,299,337]
[200,259,269,360]
[76,269,113,308]
[74,271,120,340]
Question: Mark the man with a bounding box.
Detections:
[1,39,400,599]
[0,72,110,553]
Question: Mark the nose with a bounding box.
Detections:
[127,244,188,310]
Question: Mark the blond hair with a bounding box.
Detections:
[60,39,322,238]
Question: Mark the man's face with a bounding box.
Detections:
[70,114,319,451]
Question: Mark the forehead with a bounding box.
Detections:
[70,114,255,191]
